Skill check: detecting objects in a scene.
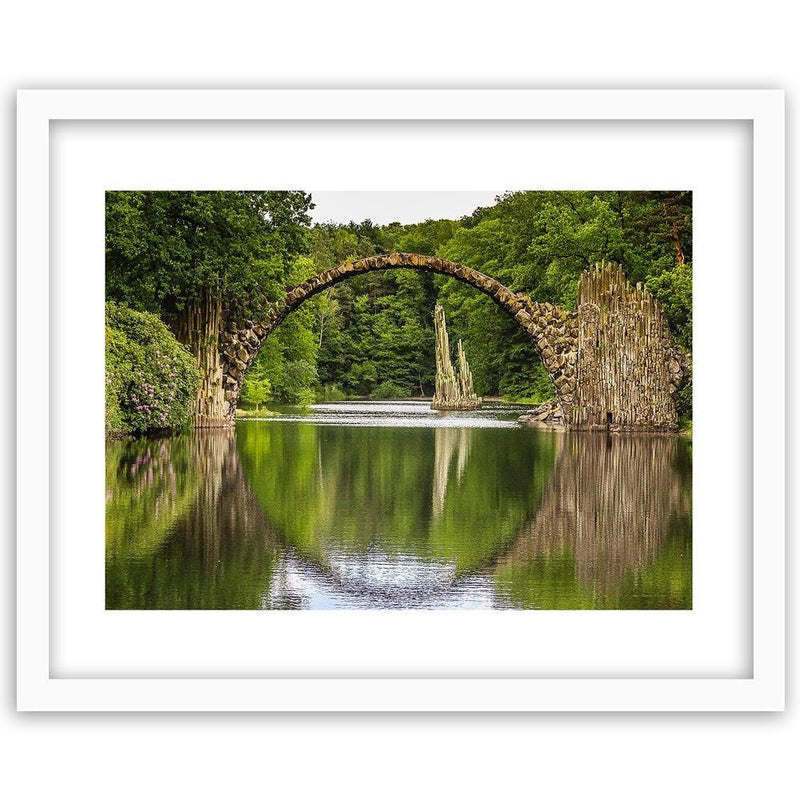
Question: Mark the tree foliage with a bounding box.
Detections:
[106,190,314,315]
[106,190,691,416]
[433,190,692,401]
[106,190,315,423]
[105,302,200,435]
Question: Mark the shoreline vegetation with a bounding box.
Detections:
[109,393,693,442]
[105,190,692,438]
[234,395,520,419]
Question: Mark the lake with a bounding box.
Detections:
[106,400,692,610]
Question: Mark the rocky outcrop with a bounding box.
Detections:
[572,263,687,432]
[431,304,481,410]
[518,400,565,428]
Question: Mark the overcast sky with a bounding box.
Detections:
[308,191,504,226]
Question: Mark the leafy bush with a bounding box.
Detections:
[499,359,555,403]
[105,302,200,435]
[295,387,318,407]
[271,359,319,404]
[346,360,378,396]
[317,383,346,402]
[239,376,272,410]
[675,382,693,427]
[371,380,412,400]
[646,262,692,350]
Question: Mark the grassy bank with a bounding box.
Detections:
[235,408,280,419]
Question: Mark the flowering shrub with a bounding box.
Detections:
[105,302,200,435]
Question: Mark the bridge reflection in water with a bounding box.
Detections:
[106,411,691,610]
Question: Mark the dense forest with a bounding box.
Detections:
[239,190,691,409]
[105,190,691,433]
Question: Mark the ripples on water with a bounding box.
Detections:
[106,401,692,610]
[266,549,502,610]
[249,399,525,427]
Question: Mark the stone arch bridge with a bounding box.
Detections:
[217,252,688,431]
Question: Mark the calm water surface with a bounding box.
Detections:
[106,401,692,609]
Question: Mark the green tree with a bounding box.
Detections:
[239,256,320,406]
[434,190,692,400]
[239,375,271,410]
[106,190,313,425]
[646,261,692,350]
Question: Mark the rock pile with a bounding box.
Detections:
[518,401,566,428]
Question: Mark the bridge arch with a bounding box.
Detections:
[218,252,579,420]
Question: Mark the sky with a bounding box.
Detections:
[308,191,504,226]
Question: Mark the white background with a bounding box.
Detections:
[49,119,750,681]
[2,3,795,799]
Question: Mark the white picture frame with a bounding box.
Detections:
[17,89,785,711]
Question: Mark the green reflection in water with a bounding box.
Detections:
[236,422,559,576]
[105,431,278,609]
[105,436,200,563]
[105,412,692,610]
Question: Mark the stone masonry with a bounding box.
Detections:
[218,253,688,431]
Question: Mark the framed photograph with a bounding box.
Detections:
[17,89,784,711]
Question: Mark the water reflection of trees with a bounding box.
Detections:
[236,423,556,576]
[105,431,279,609]
[106,426,691,610]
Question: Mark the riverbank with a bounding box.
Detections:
[235,408,280,419]
[518,400,693,437]
[517,400,565,429]
[237,395,523,414]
